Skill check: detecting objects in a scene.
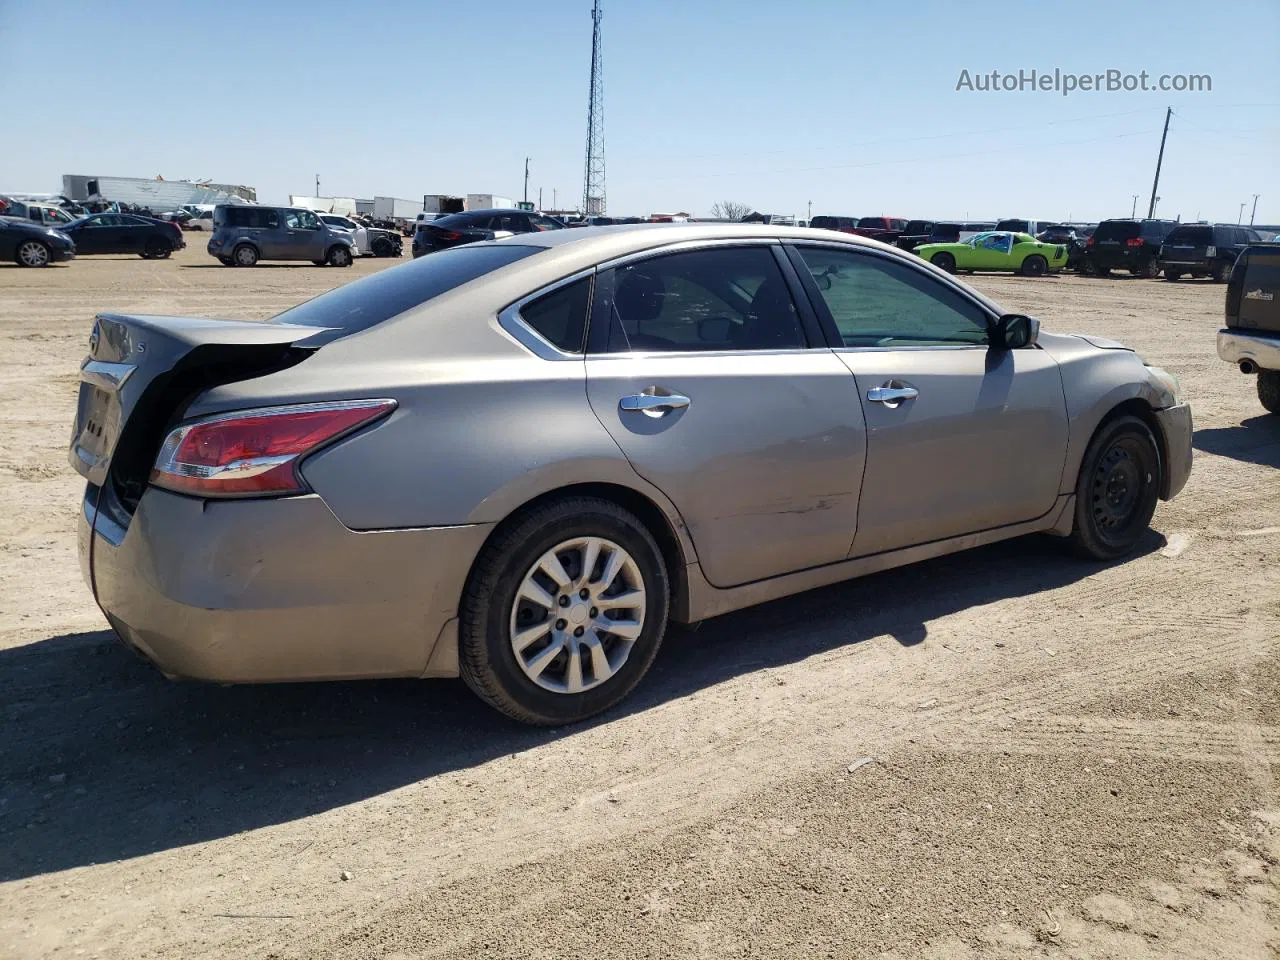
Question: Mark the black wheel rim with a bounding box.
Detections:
[1090,438,1150,543]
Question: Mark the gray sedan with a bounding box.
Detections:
[71,225,1193,725]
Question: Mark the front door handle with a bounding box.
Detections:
[866,382,919,408]
[619,390,691,418]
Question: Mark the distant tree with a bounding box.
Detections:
[709,200,752,222]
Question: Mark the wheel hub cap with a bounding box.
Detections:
[509,536,646,695]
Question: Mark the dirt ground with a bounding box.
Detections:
[0,240,1276,960]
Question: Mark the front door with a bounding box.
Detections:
[789,243,1069,557]
[282,209,327,260]
[584,243,866,588]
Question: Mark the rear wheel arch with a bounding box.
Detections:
[465,481,693,624]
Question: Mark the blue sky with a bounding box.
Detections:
[4,0,1277,222]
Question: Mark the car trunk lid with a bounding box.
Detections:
[70,313,329,493]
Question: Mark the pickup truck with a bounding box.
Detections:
[851,215,909,241]
[1218,242,1280,414]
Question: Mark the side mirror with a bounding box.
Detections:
[993,313,1039,349]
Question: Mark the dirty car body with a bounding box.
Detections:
[72,224,1193,724]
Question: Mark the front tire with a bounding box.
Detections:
[1258,370,1280,414]
[1020,254,1048,277]
[1069,416,1161,561]
[460,497,670,726]
[326,245,353,267]
[372,236,393,257]
[930,251,956,274]
[16,239,51,267]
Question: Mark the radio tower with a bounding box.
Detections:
[582,0,606,216]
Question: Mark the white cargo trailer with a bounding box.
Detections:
[373,196,425,220]
[466,194,514,211]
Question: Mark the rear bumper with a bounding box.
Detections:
[1153,402,1193,501]
[80,485,491,682]
[1218,328,1280,371]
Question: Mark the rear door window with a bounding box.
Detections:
[1166,226,1212,245]
[271,244,543,335]
[1094,220,1141,242]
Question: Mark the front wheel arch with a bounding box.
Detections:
[1087,398,1168,498]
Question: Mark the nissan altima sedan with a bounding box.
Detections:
[71,224,1192,725]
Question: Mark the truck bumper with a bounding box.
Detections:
[1218,328,1280,371]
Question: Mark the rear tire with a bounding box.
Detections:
[1213,260,1233,283]
[1069,416,1161,561]
[1139,259,1161,279]
[143,237,170,259]
[372,236,393,257]
[326,245,353,267]
[1164,270,1181,282]
[1258,370,1280,414]
[1020,254,1048,277]
[232,243,259,267]
[930,251,956,274]
[459,497,670,726]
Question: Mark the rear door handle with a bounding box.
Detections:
[866,383,919,408]
[619,391,691,418]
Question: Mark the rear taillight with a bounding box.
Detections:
[1086,235,1095,247]
[439,230,463,241]
[1125,237,1144,247]
[151,400,395,497]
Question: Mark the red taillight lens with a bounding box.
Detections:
[1125,237,1144,247]
[1086,235,1095,246]
[151,400,395,497]
[440,230,462,241]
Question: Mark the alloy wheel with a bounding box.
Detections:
[508,536,646,695]
[18,241,50,267]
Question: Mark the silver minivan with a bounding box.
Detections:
[207,205,358,267]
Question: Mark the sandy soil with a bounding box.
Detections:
[0,242,1276,959]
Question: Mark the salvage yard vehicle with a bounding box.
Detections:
[809,215,859,233]
[1159,223,1256,282]
[207,204,358,267]
[412,208,565,257]
[1218,241,1280,413]
[0,215,77,266]
[70,224,1192,726]
[1079,218,1179,277]
[914,231,1068,276]
[319,213,403,258]
[60,213,185,259]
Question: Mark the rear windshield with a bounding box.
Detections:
[995,219,1029,232]
[1094,220,1141,241]
[856,217,885,228]
[1165,226,1213,245]
[271,244,542,334]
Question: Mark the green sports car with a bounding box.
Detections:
[916,231,1068,277]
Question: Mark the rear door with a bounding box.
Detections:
[788,243,1068,557]
[584,241,866,588]
[72,214,108,254]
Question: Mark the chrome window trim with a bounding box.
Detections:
[833,343,988,354]
[586,346,830,361]
[497,268,596,361]
[595,235,782,273]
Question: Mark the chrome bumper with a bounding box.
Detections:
[1217,329,1280,371]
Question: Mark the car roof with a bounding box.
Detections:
[498,221,892,253]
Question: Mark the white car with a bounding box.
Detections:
[186,210,215,231]
[319,214,368,256]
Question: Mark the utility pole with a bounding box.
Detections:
[315,174,320,198]
[553,188,557,212]
[523,157,530,204]
[538,187,543,211]
[1131,195,1139,218]
[1147,107,1171,219]
[807,200,812,221]
[1239,202,1246,225]
[1250,194,1260,226]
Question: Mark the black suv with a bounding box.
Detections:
[809,215,858,233]
[1159,223,1258,283]
[1080,219,1179,277]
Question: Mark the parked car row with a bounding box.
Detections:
[0,211,185,267]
